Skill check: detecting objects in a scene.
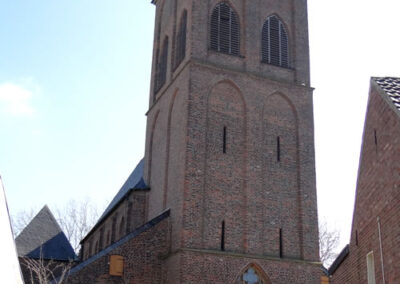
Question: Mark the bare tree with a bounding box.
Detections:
[11,207,38,238]
[54,198,100,252]
[20,248,72,284]
[319,220,340,267]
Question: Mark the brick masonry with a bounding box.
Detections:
[81,190,148,261]
[330,79,400,283]
[78,0,322,282]
[144,0,320,281]
[68,211,171,284]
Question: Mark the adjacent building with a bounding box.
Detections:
[15,205,76,283]
[329,77,400,283]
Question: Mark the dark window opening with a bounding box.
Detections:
[210,3,240,56]
[126,202,133,233]
[355,230,359,246]
[221,220,225,251]
[262,15,289,68]
[154,36,169,96]
[119,217,125,238]
[99,227,104,250]
[153,49,160,102]
[223,126,227,153]
[374,129,378,153]
[277,136,281,162]
[174,10,187,70]
[111,214,118,243]
[279,228,283,258]
[88,241,93,257]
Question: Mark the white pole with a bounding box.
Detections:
[0,175,25,284]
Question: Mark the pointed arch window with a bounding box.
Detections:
[262,15,289,68]
[235,265,272,284]
[154,36,169,96]
[210,2,240,56]
[174,10,187,70]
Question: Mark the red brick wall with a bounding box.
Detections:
[68,213,171,284]
[331,80,400,283]
[174,249,322,283]
[144,0,319,267]
[82,190,147,261]
[77,0,320,282]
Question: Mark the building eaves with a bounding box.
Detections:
[328,244,349,276]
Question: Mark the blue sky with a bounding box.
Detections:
[1,0,400,251]
[0,1,154,210]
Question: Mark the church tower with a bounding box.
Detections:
[144,0,321,282]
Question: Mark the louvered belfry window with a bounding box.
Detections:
[210,2,240,56]
[262,15,289,68]
[174,10,187,70]
[154,36,169,96]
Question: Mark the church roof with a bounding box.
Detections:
[373,77,400,111]
[83,159,148,241]
[15,205,76,261]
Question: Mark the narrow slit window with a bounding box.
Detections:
[111,214,118,243]
[279,228,283,258]
[355,230,359,246]
[221,220,225,251]
[119,217,125,237]
[223,126,227,153]
[374,129,378,153]
[277,136,281,162]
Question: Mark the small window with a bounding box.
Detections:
[174,10,187,70]
[366,251,376,284]
[119,216,125,237]
[154,36,169,96]
[111,214,118,243]
[262,15,289,68]
[223,126,227,153]
[88,241,93,257]
[221,220,226,251]
[210,2,240,56]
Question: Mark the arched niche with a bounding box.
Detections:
[262,92,302,258]
[203,80,247,252]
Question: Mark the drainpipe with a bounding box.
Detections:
[377,217,385,284]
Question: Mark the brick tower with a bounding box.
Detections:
[144,0,321,282]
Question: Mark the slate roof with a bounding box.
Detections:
[374,77,400,110]
[83,159,148,242]
[15,205,76,261]
[328,244,349,276]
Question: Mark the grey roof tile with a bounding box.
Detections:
[373,77,400,111]
[15,205,76,260]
